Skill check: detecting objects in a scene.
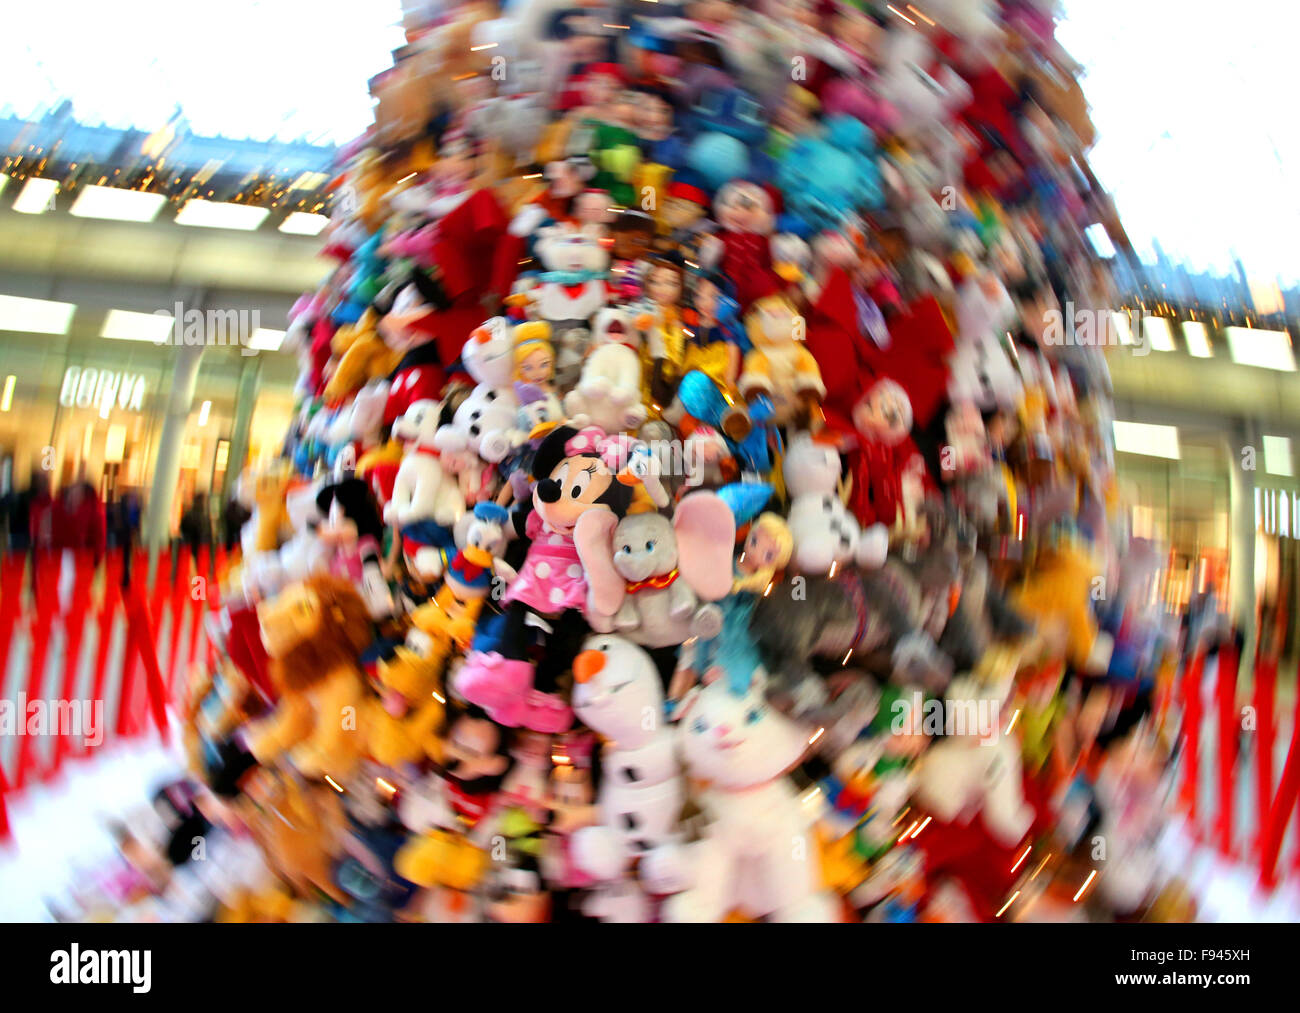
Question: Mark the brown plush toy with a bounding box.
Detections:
[247,574,374,781]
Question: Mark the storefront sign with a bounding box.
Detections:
[59,366,147,414]
[1257,487,1300,539]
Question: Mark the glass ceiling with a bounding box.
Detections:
[0,0,406,145]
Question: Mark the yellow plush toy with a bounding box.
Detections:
[245,463,293,553]
[246,575,373,781]
[365,635,447,769]
[1012,541,1108,673]
[324,309,402,404]
[739,293,826,426]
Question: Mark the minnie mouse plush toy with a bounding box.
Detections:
[455,425,635,733]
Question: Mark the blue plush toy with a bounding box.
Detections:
[683,86,773,190]
[777,115,884,233]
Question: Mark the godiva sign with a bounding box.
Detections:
[1257,487,1300,539]
[58,365,147,415]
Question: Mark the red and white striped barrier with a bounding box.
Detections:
[0,546,231,844]
[1175,633,1300,890]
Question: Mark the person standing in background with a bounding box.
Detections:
[28,473,55,553]
[222,493,250,553]
[179,492,213,576]
[53,480,106,565]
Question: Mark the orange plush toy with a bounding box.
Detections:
[1012,541,1112,675]
[246,575,374,781]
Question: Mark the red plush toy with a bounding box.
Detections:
[844,376,934,531]
[711,180,784,311]
[381,135,520,426]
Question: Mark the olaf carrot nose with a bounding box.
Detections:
[573,650,606,683]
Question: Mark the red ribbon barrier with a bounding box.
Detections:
[80,553,123,760]
[166,549,193,700]
[187,564,219,695]
[0,554,26,686]
[1178,649,1205,831]
[1259,659,1300,890]
[14,553,62,790]
[114,554,146,740]
[122,578,171,744]
[1252,653,1278,859]
[1215,638,1240,857]
[49,551,96,778]
[0,760,10,844]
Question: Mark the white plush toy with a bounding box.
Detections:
[562,307,646,434]
[433,383,521,466]
[430,316,523,467]
[387,399,464,534]
[326,379,390,477]
[570,634,684,923]
[946,274,1023,412]
[530,223,610,325]
[875,28,972,143]
[461,316,516,389]
[241,483,330,599]
[912,676,1035,849]
[642,661,840,923]
[782,431,887,574]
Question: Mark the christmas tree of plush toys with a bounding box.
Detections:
[85,0,1197,923]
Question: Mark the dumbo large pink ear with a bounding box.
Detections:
[675,492,737,602]
[575,509,625,617]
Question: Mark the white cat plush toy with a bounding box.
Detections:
[643,659,840,923]
[783,431,888,574]
[570,634,683,923]
[387,399,464,533]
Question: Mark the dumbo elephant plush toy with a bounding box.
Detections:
[575,492,735,649]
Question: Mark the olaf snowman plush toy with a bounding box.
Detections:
[433,317,523,467]
[459,316,516,389]
[569,634,683,923]
[783,431,888,575]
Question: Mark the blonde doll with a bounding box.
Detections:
[513,321,557,395]
[732,512,794,594]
